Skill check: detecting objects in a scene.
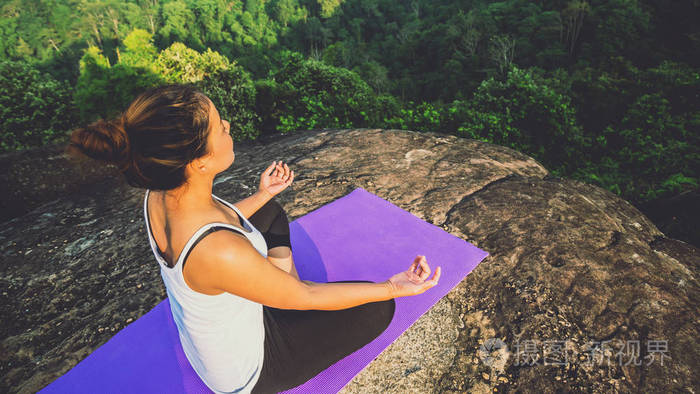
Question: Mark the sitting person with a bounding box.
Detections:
[65,83,441,394]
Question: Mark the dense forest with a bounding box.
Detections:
[0,0,698,245]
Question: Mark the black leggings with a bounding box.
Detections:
[248,198,397,394]
[248,198,293,251]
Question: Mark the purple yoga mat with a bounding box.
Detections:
[40,187,489,393]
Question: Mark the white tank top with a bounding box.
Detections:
[143,189,267,394]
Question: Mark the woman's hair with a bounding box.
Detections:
[65,83,212,190]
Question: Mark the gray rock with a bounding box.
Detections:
[0,128,697,393]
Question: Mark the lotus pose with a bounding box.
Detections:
[66,83,441,394]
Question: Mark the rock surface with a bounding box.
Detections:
[0,128,698,393]
[0,141,121,223]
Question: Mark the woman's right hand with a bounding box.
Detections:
[385,255,441,298]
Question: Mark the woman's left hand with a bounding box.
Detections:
[259,160,295,198]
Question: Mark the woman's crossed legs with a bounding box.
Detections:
[248,198,299,280]
[247,198,396,393]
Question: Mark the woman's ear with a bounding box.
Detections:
[188,155,209,174]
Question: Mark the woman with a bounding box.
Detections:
[66,83,441,394]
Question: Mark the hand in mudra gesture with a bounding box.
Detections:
[259,160,295,197]
[385,255,441,297]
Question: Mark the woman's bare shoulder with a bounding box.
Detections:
[182,228,249,295]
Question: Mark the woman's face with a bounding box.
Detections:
[204,97,234,172]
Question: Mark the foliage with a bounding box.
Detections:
[121,29,158,66]
[599,93,699,202]
[318,0,343,19]
[382,100,443,135]
[567,58,700,203]
[195,65,262,141]
[0,59,79,152]
[73,29,234,123]
[156,42,231,84]
[0,0,697,228]
[74,42,164,123]
[579,0,653,65]
[260,51,379,134]
[456,65,592,173]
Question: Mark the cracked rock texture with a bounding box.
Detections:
[1,128,698,393]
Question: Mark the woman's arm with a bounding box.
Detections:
[233,189,273,219]
[304,281,394,310]
[192,231,394,311]
[240,160,292,218]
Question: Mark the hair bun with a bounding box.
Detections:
[66,116,132,170]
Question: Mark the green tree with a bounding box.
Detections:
[74,46,113,120]
[351,60,389,94]
[268,0,307,28]
[188,0,229,47]
[457,65,591,173]
[321,41,352,68]
[159,0,192,47]
[0,59,79,152]
[579,0,652,65]
[120,28,158,69]
[381,99,443,134]
[156,42,230,84]
[257,51,380,134]
[196,64,261,141]
[74,42,163,122]
[0,5,20,59]
[605,93,698,201]
[318,0,342,18]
